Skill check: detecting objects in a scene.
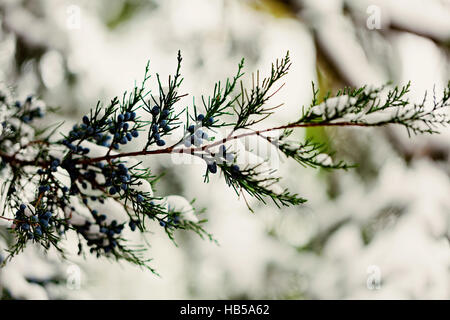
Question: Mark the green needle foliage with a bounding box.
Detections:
[0,51,449,273]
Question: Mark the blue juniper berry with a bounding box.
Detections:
[207,161,217,174]
[151,106,160,116]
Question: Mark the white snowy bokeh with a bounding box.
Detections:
[0,0,449,299]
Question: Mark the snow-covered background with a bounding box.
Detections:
[0,0,449,299]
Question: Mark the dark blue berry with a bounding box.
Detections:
[156,139,166,146]
[188,125,195,133]
[161,110,169,118]
[35,227,42,236]
[159,221,166,227]
[19,204,26,211]
[43,211,52,219]
[82,115,89,125]
[109,187,117,195]
[197,114,205,121]
[136,194,144,203]
[151,106,160,116]
[129,221,136,231]
[39,185,50,193]
[39,219,49,228]
[117,114,124,122]
[231,164,240,173]
[131,130,139,137]
[207,162,217,174]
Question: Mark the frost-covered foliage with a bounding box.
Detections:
[1,49,449,274]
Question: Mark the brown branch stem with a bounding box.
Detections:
[78,121,372,165]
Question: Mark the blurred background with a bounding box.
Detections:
[0,0,449,299]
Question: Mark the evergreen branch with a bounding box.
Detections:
[0,51,449,273]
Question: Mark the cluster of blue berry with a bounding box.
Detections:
[100,162,132,195]
[15,96,45,124]
[75,210,125,256]
[14,204,52,240]
[63,119,98,154]
[62,111,140,153]
[183,114,214,146]
[108,112,139,149]
[150,105,172,146]
[37,158,60,175]
[181,115,239,176]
